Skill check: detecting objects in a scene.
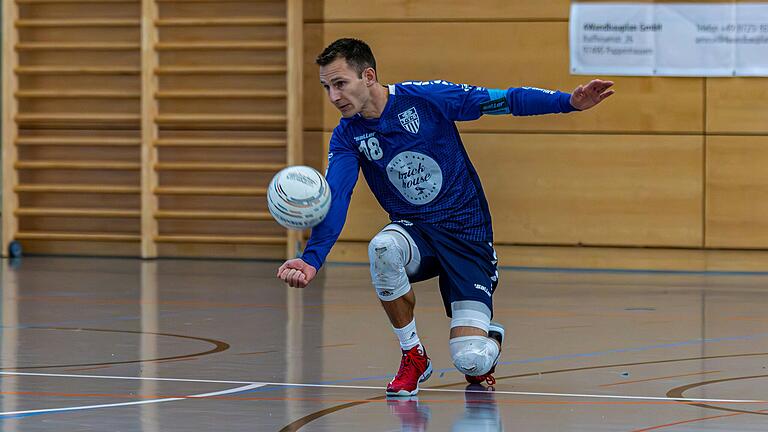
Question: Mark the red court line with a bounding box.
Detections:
[65,365,115,372]
[235,350,278,356]
[546,325,595,330]
[315,343,356,349]
[631,408,768,431]
[155,357,199,364]
[1,389,765,407]
[14,295,286,309]
[727,316,768,323]
[8,296,696,320]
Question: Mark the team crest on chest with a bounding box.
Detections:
[398,107,420,134]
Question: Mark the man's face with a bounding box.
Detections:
[319,58,371,118]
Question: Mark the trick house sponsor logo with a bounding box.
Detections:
[386,151,443,205]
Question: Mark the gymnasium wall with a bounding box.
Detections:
[303,0,768,265]
[2,0,304,259]
[3,1,766,263]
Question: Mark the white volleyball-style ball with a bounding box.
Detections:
[267,165,332,230]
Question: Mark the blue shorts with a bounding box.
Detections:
[393,220,499,318]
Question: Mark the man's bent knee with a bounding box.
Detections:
[449,335,499,376]
[369,231,410,301]
[449,300,497,376]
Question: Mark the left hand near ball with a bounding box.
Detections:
[277,258,317,288]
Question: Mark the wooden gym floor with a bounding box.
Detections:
[2,256,768,431]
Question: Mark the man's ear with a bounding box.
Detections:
[363,67,377,86]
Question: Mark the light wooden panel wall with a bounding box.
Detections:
[4,0,767,258]
[319,0,571,20]
[331,134,703,247]
[3,0,304,259]
[472,135,703,247]
[152,0,289,259]
[707,78,768,134]
[706,136,768,248]
[5,0,143,256]
[305,0,768,256]
[312,22,704,134]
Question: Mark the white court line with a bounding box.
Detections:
[0,383,264,417]
[0,371,764,404]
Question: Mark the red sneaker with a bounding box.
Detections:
[386,345,433,396]
[466,364,497,386]
[465,323,504,386]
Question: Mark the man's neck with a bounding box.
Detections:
[360,84,389,119]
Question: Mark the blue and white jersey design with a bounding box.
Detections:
[301,80,577,270]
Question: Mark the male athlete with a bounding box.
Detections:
[277,38,613,396]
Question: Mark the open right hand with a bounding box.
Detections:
[276,258,317,288]
[569,79,615,110]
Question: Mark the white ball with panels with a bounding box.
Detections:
[267,165,332,230]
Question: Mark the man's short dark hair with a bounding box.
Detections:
[316,38,377,77]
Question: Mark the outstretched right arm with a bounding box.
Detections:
[277,129,360,287]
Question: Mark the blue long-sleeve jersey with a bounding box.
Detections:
[301,81,577,270]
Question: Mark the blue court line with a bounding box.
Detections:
[506,265,768,277]
[0,311,189,330]
[0,387,259,419]
[236,330,768,393]
[459,332,768,369]
[5,330,768,418]
[0,300,291,329]
[6,413,56,419]
[4,300,767,388]
[327,261,768,276]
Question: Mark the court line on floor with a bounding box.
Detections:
[280,351,768,431]
[0,389,751,407]
[0,383,263,418]
[631,410,767,432]
[0,327,229,371]
[326,261,768,276]
[0,372,764,405]
[507,266,768,276]
[666,374,768,416]
[633,405,768,432]
[317,331,768,383]
[600,370,721,387]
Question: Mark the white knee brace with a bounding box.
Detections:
[369,225,419,301]
[450,300,497,376]
[450,335,500,377]
[450,301,492,333]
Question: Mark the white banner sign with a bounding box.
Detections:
[570,3,768,76]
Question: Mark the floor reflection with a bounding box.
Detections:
[452,384,503,432]
[386,385,503,432]
[387,395,431,432]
